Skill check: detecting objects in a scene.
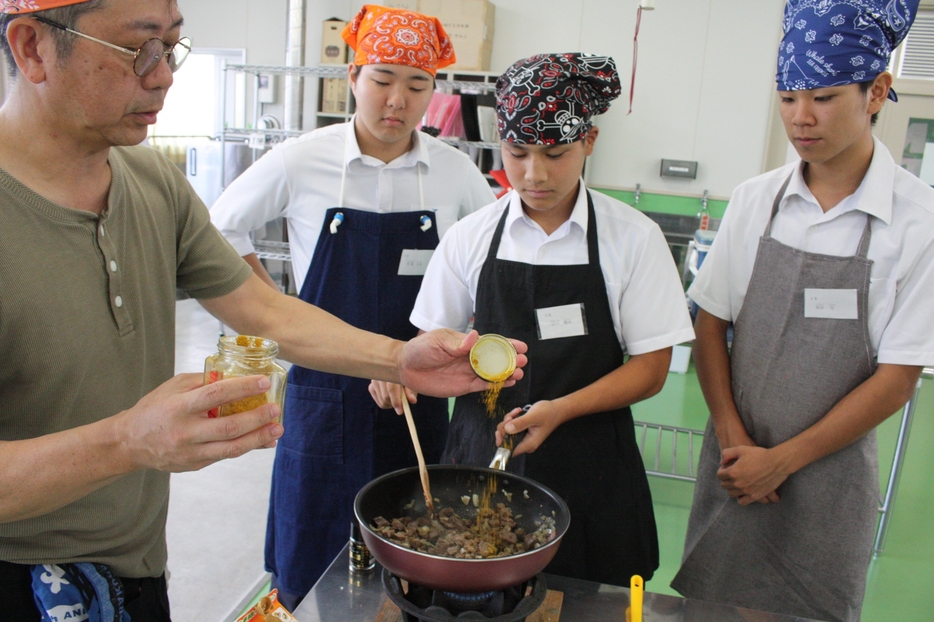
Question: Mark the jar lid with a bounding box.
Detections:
[469,334,517,382]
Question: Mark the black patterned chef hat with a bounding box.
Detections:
[496,53,621,145]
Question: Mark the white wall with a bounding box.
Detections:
[488,0,786,198]
[179,0,289,65]
[173,0,786,198]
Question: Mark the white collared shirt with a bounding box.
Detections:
[412,183,696,355]
[209,119,495,291]
[689,138,934,366]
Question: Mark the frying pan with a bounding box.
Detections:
[354,465,570,592]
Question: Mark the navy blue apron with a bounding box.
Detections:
[443,190,659,586]
[265,157,449,603]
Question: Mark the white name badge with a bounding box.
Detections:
[398,249,434,276]
[804,288,858,320]
[535,303,588,340]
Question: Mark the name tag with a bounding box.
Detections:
[536,303,588,340]
[398,249,434,276]
[804,288,858,320]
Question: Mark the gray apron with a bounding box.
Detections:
[672,175,878,622]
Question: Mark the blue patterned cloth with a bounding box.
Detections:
[777,0,919,100]
[30,563,131,622]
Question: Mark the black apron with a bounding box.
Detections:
[443,190,659,586]
[265,162,449,600]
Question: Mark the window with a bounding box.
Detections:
[897,10,934,79]
[149,48,245,141]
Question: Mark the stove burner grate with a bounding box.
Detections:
[381,569,547,621]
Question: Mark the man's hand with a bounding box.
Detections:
[368,381,419,414]
[717,445,786,506]
[115,373,284,473]
[495,402,562,456]
[397,329,527,398]
[0,373,284,523]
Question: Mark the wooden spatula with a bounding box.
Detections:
[401,390,435,516]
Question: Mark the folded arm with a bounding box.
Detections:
[692,308,781,503]
[719,362,920,505]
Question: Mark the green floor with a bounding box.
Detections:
[633,362,934,621]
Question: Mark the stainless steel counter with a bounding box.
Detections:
[292,544,823,622]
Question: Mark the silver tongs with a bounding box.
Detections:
[489,404,531,471]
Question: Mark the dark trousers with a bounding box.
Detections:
[0,560,171,621]
[271,573,304,614]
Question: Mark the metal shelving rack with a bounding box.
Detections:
[218,63,500,178]
[635,422,704,482]
[873,366,933,555]
[219,63,348,189]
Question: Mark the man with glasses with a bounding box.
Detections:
[0,1,525,619]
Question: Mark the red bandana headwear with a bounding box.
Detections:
[341,4,455,77]
[1,0,92,13]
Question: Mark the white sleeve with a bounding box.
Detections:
[876,232,934,366]
[619,225,696,355]
[687,196,740,323]
[209,147,291,257]
[410,221,475,332]
[459,162,497,218]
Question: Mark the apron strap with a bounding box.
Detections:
[854,213,873,259]
[486,187,601,264]
[764,173,794,237]
[585,189,600,266]
[339,125,350,207]
[486,199,511,262]
[764,172,874,258]
[339,124,426,215]
[417,164,425,211]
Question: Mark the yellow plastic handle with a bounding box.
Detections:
[630,574,643,622]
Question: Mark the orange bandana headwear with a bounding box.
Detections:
[1,0,92,13]
[341,4,455,76]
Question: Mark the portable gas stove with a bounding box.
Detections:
[380,569,549,621]
[291,544,827,622]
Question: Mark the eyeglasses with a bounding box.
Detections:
[32,16,191,77]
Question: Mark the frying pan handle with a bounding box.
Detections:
[488,404,531,471]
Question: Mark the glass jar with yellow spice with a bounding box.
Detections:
[204,335,287,422]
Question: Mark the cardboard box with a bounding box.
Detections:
[321,18,348,64]
[381,0,420,9]
[321,77,348,114]
[419,0,495,71]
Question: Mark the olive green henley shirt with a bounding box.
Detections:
[0,145,253,577]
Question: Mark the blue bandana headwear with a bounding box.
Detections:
[777,0,919,102]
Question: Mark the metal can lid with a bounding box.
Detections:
[469,334,517,382]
